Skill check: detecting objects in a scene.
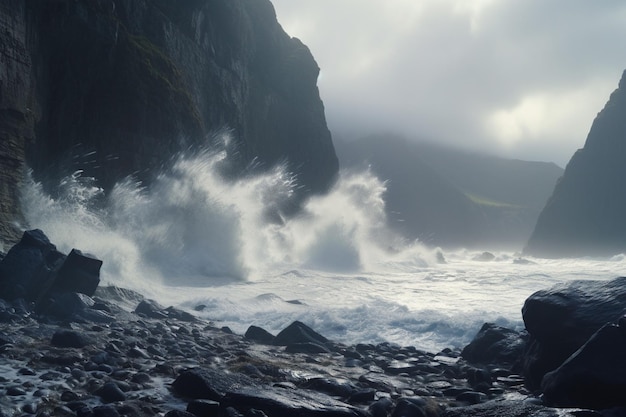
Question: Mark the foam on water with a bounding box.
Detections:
[20,142,626,352]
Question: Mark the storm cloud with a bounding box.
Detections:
[271,0,626,166]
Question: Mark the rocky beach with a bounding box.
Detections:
[0,230,625,417]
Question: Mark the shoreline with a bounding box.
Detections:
[0,285,589,417]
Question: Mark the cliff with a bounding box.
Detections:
[0,0,338,244]
[525,69,626,257]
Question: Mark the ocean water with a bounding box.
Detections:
[19,145,626,353]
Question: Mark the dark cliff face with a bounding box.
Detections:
[0,0,338,244]
[525,69,626,257]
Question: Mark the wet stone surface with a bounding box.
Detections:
[0,288,617,417]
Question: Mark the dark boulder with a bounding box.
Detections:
[521,277,626,390]
[186,399,220,416]
[245,325,275,344]
[172,367,256,401]
[461,323,527,368]
[0,230,103,310]
[37,292,95,319]
[0,229,62,301]
[273,321,330,349]
[542,323,626,409]
[51,249,102,297]
[51,330,91,348]
[134,300,168,320]
[94,382,126,403]
[285,342,331,354]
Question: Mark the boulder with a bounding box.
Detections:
[245,325,276,344]
[0,230,103,310]
[521,277,626,390]
[273,321,330,348]
[134,299,168,319]
[51,249,102,297]
[38,292,95,319]
[172,367,256,401]
[542,322,626,409]
[461,323,527,368]
[51,330,91,348]
[0,229,63,301]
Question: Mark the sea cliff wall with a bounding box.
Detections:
[525,69,626,257]
[0,0,338,244]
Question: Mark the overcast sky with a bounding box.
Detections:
[270,0,626,167]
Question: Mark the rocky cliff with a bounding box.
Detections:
[0,0,338,245]
[525,69,626,257]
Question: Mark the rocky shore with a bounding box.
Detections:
[1,231,626,417]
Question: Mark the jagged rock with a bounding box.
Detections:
[0,229,63,301]
[526,69,626,257]
[273,321,330,349]
[52,249,102,297]
[245,325,276,344]
[134,300,168,320]
[461,323,527,368]
[541,323,626,409]
[521,277,626,390]
[0,230,103,315]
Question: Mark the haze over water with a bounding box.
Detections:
[19,140,626,353]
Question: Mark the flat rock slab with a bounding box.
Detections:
[443,399,584,417]
[222,386,368,417]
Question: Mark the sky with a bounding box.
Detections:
[270,0,626,167]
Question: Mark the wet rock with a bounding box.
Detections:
[273,321,330,349]
[462,323,526,368]
[245,325,275,344]
[391,396,435,417]
[542,323,626,409]
[51,329,91,348]
[285,342,331,354]
[222,386,368,417]
[186,399,220,416]
[52,249,102,297]
[302,377,355,398]
[442,399,575,416]
[368,397,394,417]
[164,411,196,417]
[134,300,168,319]
[172,367,256,401]
[93,405,121,417]
[0,229,62,301]
[455,391,487,405]
[521,277,626,390]
[95,382,126,403]
[39,291,95,318]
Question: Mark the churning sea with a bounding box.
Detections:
[19,146,626,353]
